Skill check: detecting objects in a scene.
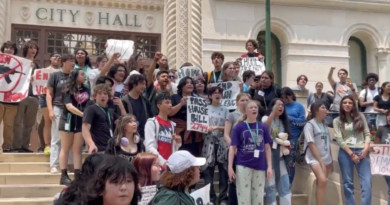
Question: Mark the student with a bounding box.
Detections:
[242,70,256,93]
[144,95,182,168]
[373,81,390,128]
[249,71,281,110]
[46,54,76,173]
[74,49,92,89]
[223,93,250,205]
[359,73,380,127]
[201,86,229,205]
[304,102,333,205]
[58,69,90,185]
[204,52,225,84]
[333,95,371,205]
[82,84,120,153]
[228,100,272,205]
[105,115,144,162]
[133,153,161,187]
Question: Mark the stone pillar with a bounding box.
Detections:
[376,48,390,84]
[164,0,202,69]
[0,0,10,44]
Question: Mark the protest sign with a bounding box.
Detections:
[139,185,157,205]
[105,39,134,61]
[187,96,209,133]
[239,57,265,76]
[176,66,203,83]
[210,81,240,109]
[190,184,211,205]
[0,54,32,102]
[370,144,390,176]
[32,69,58,95]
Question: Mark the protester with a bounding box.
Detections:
[133,153,161,187]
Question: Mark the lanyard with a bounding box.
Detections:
[212,71,217,83]
[245,121,259,147]
[272,120,280,139]
[314,120,328,145]
[95,103,111,126]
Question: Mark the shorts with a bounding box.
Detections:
[58,112,82,133]
[40,96,47,108]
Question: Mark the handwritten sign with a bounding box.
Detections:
[176,66,202,83]
[139,185,157,205]
[105,39,134,61]
[32,69,58,95]
[210,81,240,110]
[0,54,32,102]
[370,144,390,176]
[187,96,209,133]
[239,57,265,76]
[190,184,211,205]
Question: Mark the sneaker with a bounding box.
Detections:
[51,167,59,174]
[44,147,50,155]
[4,148,18,153]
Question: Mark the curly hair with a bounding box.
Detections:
[161,167,196,191]
[22,41,39,58]
[133,153,159,186]
[245,39,259,50]
[63,69,86,95]
[107,63,128,83]
[93,84,112,99]
[1,41,18,55]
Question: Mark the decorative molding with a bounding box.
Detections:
[340,23,383,47]
[376,48,390,58]
[178,0,188,66]
[84,11,94,25]
[165,0,176,69]
[19,5,31,20]
[144,14,155,29]
[0,0,6,43]
[15,0,164,11]
[189,0,202,67]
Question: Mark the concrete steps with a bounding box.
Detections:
[0,197,53,205]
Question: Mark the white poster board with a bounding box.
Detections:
[138,185,157,205]
[176,66,203,83]
[105,39,134,61]
[210,81,240,110]
[370,144,390,176]
[190,184,211,205]
[239,57,265,76]
[32,69,58,95]
[0,54,33,102]
[187,96,209,133]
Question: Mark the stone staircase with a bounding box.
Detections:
[0,153,66,205]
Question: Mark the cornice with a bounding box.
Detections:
[16,0,164,11]
[216,0,390,14]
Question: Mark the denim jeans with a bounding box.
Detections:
[338,148,371,205]
[265,159,291,205]
[285,137,299,184]
[384,176,390,205]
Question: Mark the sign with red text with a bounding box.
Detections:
[32,69,58,95]
[210,81,240,110]
[239,57,265,77]
[0,54,32,102]
[370,144,390,176]
[187,96,209,134]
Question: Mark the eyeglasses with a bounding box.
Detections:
[169,75,176,79]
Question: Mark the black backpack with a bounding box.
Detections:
[359,87,381,112]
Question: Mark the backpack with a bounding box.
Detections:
[296,122,313,166]
[359,87,381,112]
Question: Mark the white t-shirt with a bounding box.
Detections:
[359,88,380,113]
[88,69,101,97]
[304,119,332,165]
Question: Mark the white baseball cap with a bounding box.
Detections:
[167,150,206,174]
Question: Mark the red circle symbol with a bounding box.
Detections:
[0,54,24,93]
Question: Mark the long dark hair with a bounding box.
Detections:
[63,69,85,95]
[177,76,195,96]
[280,87,296,101]
[108,63,129,83]
[380,81,390,95]
[75,49,92,68]
[267,98,292,139]
[128,54,144,75]
[339,95,364,133]
[308,101,327,121]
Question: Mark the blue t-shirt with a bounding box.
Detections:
[231,121,273,171]
[285,101,306,139]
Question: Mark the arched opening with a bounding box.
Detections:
[257,31,282,85]
[348,36,367,90]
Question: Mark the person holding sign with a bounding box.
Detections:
[333,95,372,205]
[241,39,264,61]
[262,99,293,205]
[201,86,229,205]
[228,100,273,205]
[150,150,206,205]
[249,71,281,110]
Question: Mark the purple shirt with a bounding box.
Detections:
[231,121,272,171]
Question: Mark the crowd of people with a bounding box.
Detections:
[0,38,389,205]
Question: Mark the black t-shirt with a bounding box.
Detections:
[171,94,187,121]
[47,71,70,108]
[86,99,122,117]
[83,104,119,151]
[373,95,390,110]
[105,138,145,163]
[249,85,281,109]
[61,87,91,130]
[126,95,147,138]
[203,71,222,85]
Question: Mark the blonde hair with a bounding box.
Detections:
[221,61,235,82]
[238,100,260,123]
[113,114,139,146]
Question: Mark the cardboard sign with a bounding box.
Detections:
[105,39,134,61]
[176,66,203,83]
[239,57,265,76]
[32,69,58,95]
[190,184,211,205]
[370,144,390,176]
[209,81,240,110]
[187,96,209,133]
[139,185,157,205]
[0,54,33,102]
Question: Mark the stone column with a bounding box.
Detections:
[164,0,202,69]
[376,48,390,84]
[0,0,10,44]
